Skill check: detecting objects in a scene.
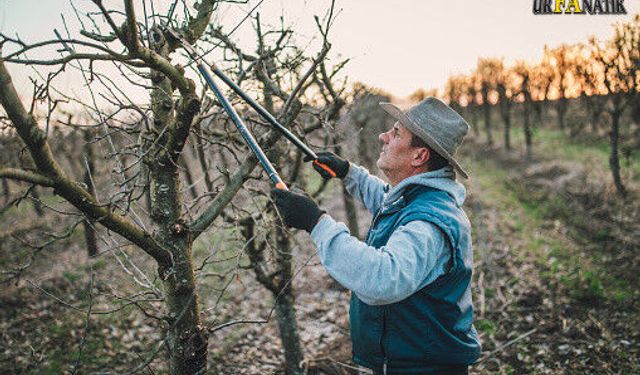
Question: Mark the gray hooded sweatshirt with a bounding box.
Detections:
[310,163,466,305]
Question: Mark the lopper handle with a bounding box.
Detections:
[274,180,289,191]
[313,160,337,178]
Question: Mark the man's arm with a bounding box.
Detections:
[343,163,388,215]
[310,215,451,305]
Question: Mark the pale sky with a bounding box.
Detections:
[1,0,638,99]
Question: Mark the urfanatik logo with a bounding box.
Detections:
[533,0,627,14]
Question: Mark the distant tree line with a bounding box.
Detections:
[437,14,639,196]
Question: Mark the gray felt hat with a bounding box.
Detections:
[380,97,470,179]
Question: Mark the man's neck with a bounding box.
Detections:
[386,167,430,187]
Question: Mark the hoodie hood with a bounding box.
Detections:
[383,166,466,207]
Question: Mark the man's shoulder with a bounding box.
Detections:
[403,185,458,208]
[400,187,469,228]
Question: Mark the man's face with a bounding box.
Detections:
[376,122,422,184]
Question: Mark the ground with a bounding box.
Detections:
[1,126,639,374]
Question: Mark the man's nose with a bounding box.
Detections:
[378,132,387,143]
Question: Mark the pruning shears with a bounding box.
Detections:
[164,27,338,191]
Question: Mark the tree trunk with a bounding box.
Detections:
[483,103,493,146]
[275,294,304,375]
[502,106,511,151]
[534,101,543,125]
[609,112,626,197]
[590,109,600,135]
[82,130,98,257]
[161,251,208,375]
[149,58,208,373]
[523,103,533,160]
[587,97,603,136]
[243,218,305,374]
[557,99,567,132]
[274,227,304,375]
[152,163,208,374]
[470,106,479,136]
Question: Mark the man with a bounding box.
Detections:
[272,97,481,374]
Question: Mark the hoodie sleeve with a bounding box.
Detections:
[343,163,389,215]
[310,214,451,305]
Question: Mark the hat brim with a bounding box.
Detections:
[380,102,469,179]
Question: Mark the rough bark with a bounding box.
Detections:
[147,45,207,372]
[275,293,304,375]
[274,227,304,375]
[148,152,207,373]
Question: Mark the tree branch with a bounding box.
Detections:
[186,0,218,44]
[0,168,55,187]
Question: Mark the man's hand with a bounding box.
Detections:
[304,151,349,179]
[271,188,325,232]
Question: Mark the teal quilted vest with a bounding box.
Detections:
[350,185,481,374]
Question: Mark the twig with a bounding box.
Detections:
[477,328,537,363]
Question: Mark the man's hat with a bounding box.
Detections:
[380,97,470,179]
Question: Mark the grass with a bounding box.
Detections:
[462,149,634,307]
[507,125,640,182]
[476,318,497,334]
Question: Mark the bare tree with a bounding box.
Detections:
[530,58,554,126]
[575,40,609,136]
[513,61,534,159]
[0,1,339,373]
[493,60,516,151]
[591,16,640,196]
[544,44,577,132]
[475,58,503,146]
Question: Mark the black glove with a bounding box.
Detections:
[271,188,325,232]
[304,151,349,179]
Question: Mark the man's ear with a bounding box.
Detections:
[412,147,430,168]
